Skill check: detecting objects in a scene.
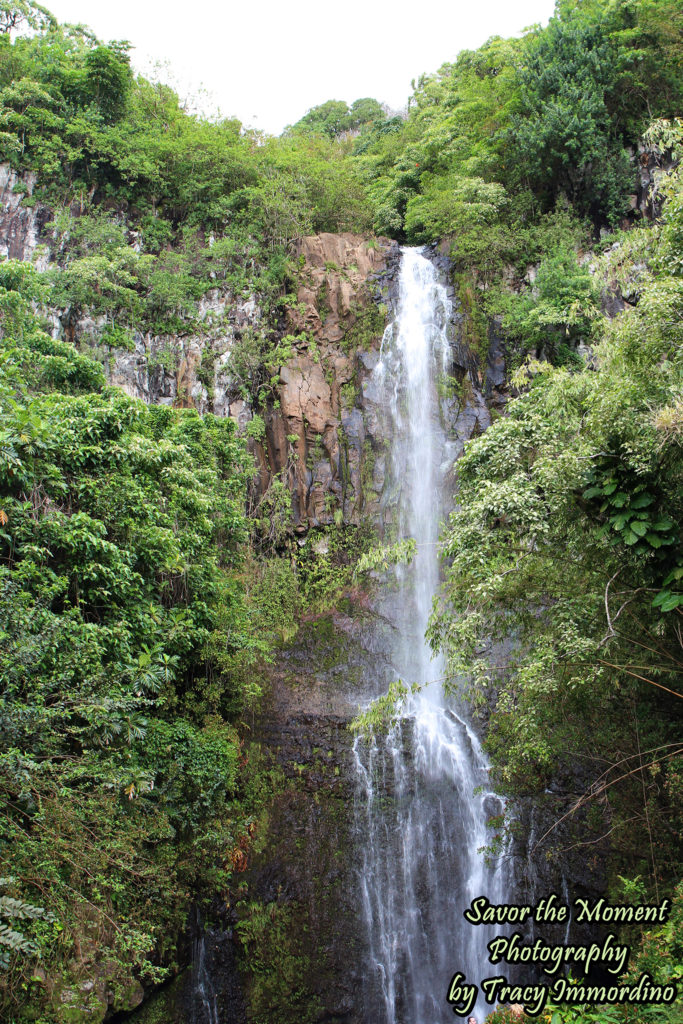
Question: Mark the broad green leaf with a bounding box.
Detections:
[630,493,654,509]
[652,519,675,531]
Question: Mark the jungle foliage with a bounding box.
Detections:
[430,153,683,986]
[353,0,683,368]
[358,0,683,239]
[0,0,682,1020]
[0,260,296,1012]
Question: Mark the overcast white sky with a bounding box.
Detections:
[43,0,556,135]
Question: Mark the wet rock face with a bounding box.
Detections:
[122,916,247,1024]
[288,232,396,341]
[258,235,497,534]
[510,793,609,949]
[485,318,509,410]
[99,232,404,535]
[0,164,51,268]
[236,598,407,1024]
[633,143,677,223]
[97,231,400,536]
[245,716,364,1023]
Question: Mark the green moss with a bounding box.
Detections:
[340,378,358,409]
[101,323,136,352]
[121,973,186,1024]
[435,371,463,402]
[306,434,325,471]
[317,279,330,323]
[234,735,358,1024]
[454,273,490,363]
[196,345,216,399]
[245,413,266,442]
[147,343,179,374]
[341,298,387,354]
[360,438,385,508]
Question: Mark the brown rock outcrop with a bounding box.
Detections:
[253,233,396,531]
[288,232,390,342]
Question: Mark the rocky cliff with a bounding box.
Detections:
[253,232,396,531]
[0,163,505,541]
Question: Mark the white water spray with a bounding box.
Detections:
[354,248,509,1023]
[190,909,219,1024]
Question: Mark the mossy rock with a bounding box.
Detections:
[122,970,187,1024]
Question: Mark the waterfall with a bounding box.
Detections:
[353,247,509,1023]
[190,907,220,1024]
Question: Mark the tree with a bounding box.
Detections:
[0,2,53,35]
[349,96,384,128]
[83,43,132,121]
[501,247,599,364]
[290,99,353,138]
[508,10,634,225]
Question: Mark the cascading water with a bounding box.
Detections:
[190,908,219,1024]
[353,247,509,1023]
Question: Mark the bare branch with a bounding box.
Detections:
[598,658,683,700]
[532,747,683,855]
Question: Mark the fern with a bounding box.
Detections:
[0,879,55,969]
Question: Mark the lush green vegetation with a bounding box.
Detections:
[431,140,683,1022]
[0,255,302,1014]
[2,0,680,352]
[0,0,682,1020]
[0,3,375,356]
[351,0,683,366]
[0,0,679,377]
[0,7,374,1005]
[358,0,683,236]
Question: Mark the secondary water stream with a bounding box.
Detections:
[190,908,219,1024]
[353,247,508,1023]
